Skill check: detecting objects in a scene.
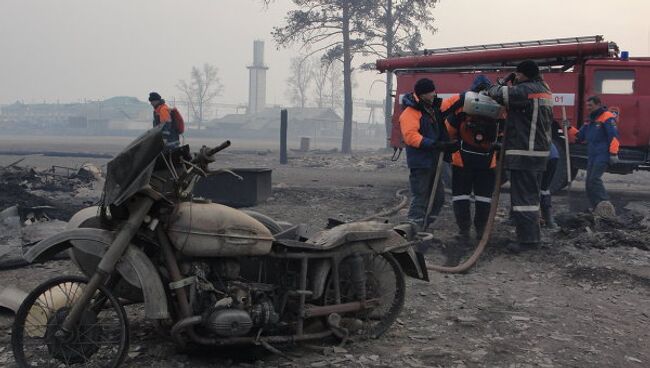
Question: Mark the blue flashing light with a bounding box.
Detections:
[621,51,630,60]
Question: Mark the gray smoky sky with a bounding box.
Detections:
[1,0,648,108]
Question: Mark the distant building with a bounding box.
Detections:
[207,107,343,139]
[0,96,150,132]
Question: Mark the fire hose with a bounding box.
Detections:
[357,189,410,222]
[425,125,508,273]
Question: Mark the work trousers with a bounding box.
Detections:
[585,160,609,208]
[408,165,445,229]
[451,165,495,235]
[510,169,543,244]
[540,158,558,211]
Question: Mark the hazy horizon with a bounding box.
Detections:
[2,0,648,113]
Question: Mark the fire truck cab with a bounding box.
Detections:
[376,36,650,192]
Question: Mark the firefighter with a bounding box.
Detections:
[443,75,499,240]
[568,95,620,209]
[148,92,180,149]
[486,60,553,253]
[399,78,451,230]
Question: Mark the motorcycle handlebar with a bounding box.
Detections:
[207,140,231,156]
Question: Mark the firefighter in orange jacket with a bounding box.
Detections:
[148,92,180,149]
[443,75,499,240]
[399,78,451,229]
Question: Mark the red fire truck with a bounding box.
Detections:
[376,36,649,192]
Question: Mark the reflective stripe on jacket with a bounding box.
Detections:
[486,78,553,171]
[575,107,620,163]
[398,93,446,168]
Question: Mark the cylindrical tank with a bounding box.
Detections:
[167,202,274,257]
[462,91,504,119]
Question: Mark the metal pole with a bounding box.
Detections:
[280,109,288,164]
[562,106,577,211]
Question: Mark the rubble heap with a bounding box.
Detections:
[555,208,650,251]
[0,163,104,268]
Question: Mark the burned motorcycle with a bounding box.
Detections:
[12,126,429,368]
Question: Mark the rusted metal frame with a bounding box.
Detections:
[157,226,193,320]
[157,225,214,347]
[303,299,379,318]
[296,257,309,336]
[331,256,341,304]
[268,246,374,260]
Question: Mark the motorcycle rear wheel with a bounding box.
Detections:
[324,252,405,339]
[12,275,129,368]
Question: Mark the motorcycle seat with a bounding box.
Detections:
[275,221,393,251]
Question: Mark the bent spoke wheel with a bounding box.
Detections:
[324,252,405,339]
[12,275,129,368]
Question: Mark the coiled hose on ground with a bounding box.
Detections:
[426,129,507,273]
[357,134,506,273]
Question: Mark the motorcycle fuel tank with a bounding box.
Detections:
[167,202,274,257]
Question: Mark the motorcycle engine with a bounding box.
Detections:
[189,260,279,337]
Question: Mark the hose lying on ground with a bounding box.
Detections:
[352,137,504,274]
[426,126,508,273]
[357,189,410,222]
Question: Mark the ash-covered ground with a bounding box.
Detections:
[0,136,649,368]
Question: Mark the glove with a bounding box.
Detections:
[609,154,620,165]
[497,73,516,86]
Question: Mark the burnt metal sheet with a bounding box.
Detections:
[103,125,164,206]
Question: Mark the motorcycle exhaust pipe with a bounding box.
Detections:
[171,315,204,346]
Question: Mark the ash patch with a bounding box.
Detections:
[555,210,650,251]
[566,266,650,290]
[260,185,400,231]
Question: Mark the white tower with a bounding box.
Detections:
[247,40,268,114]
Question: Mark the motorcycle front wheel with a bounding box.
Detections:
[12,275,129,368]
[324,252,406,339]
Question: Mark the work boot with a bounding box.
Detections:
[541,207,557,229]
[506,241,540,254]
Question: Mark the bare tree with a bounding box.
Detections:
[272,1,375,154]
[287,56,313,108]
[362,0,439,147]
[326,60,344,112]
[177,63,223,130]
[311,58,343,112]
[312,58,331,109]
